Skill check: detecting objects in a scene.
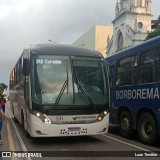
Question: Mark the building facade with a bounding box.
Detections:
[72,25,113,57]
[107,0,152,55]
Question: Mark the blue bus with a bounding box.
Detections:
[106,36,160,145]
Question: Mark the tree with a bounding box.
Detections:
[0,83,8,96]
[146,26,160,40]
[146,15,160,40]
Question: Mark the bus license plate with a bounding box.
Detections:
[68,127,81,132]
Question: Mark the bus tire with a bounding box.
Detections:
[21,112,31,138]
[21,112,24,128]
[119,111,133,138]
[26,131,31,138]
[14,117,18,123]
[138,113,157,145]
[12,106,18,123]
[13,114,18,123]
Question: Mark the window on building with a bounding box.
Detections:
[138,0,143,7]
[117,31,124,51]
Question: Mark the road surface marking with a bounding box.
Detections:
[103,134,150,152]
[6,122,15,151]
[6,121,17,160]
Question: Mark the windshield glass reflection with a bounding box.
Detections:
[32,55,108,106]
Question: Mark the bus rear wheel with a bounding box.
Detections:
[138,113,157,145]
[119,111,133,138]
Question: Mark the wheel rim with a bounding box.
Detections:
[121,117,130,131]
[141,120,153,138]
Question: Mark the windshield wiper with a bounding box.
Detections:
[55,68,69,105]
[74,69,93,105]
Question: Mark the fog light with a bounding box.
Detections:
[35,130,42,134]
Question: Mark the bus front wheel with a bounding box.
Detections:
[119,111,133,138]
[138,113,157,145]
[21,112,31,138]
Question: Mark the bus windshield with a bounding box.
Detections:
[32,55,108,106]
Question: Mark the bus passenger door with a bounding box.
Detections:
[23,77,29,130]
[109,65,117,124]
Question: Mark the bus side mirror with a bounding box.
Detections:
[23,58,30,76]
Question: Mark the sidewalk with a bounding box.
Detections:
[0,117,13,160]
[1,116,9,150]
[0,103,20,160]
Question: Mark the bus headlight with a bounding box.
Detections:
[97,110,108,122]
[32,111,52,124]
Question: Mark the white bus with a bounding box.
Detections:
[9,44,110,137]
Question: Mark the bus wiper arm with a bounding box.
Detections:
[55,68,69,105]
[74,69,93,105]
[78,80,93,105]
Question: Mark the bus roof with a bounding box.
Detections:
[106,36,160,63]
[27,43,103,58]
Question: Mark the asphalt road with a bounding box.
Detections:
[0,103,160,160]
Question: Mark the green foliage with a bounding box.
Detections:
[146,26,160,40]
[146,15,160,40]
[0,83,8,95]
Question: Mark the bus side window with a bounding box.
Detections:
[109,67,113,87]
[140,68,149,83]
[139,48,156,83]
[155,47,160,82]
[115,55,137,86]
[115,76,120,86]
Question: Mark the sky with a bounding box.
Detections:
[0,0,159,88]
